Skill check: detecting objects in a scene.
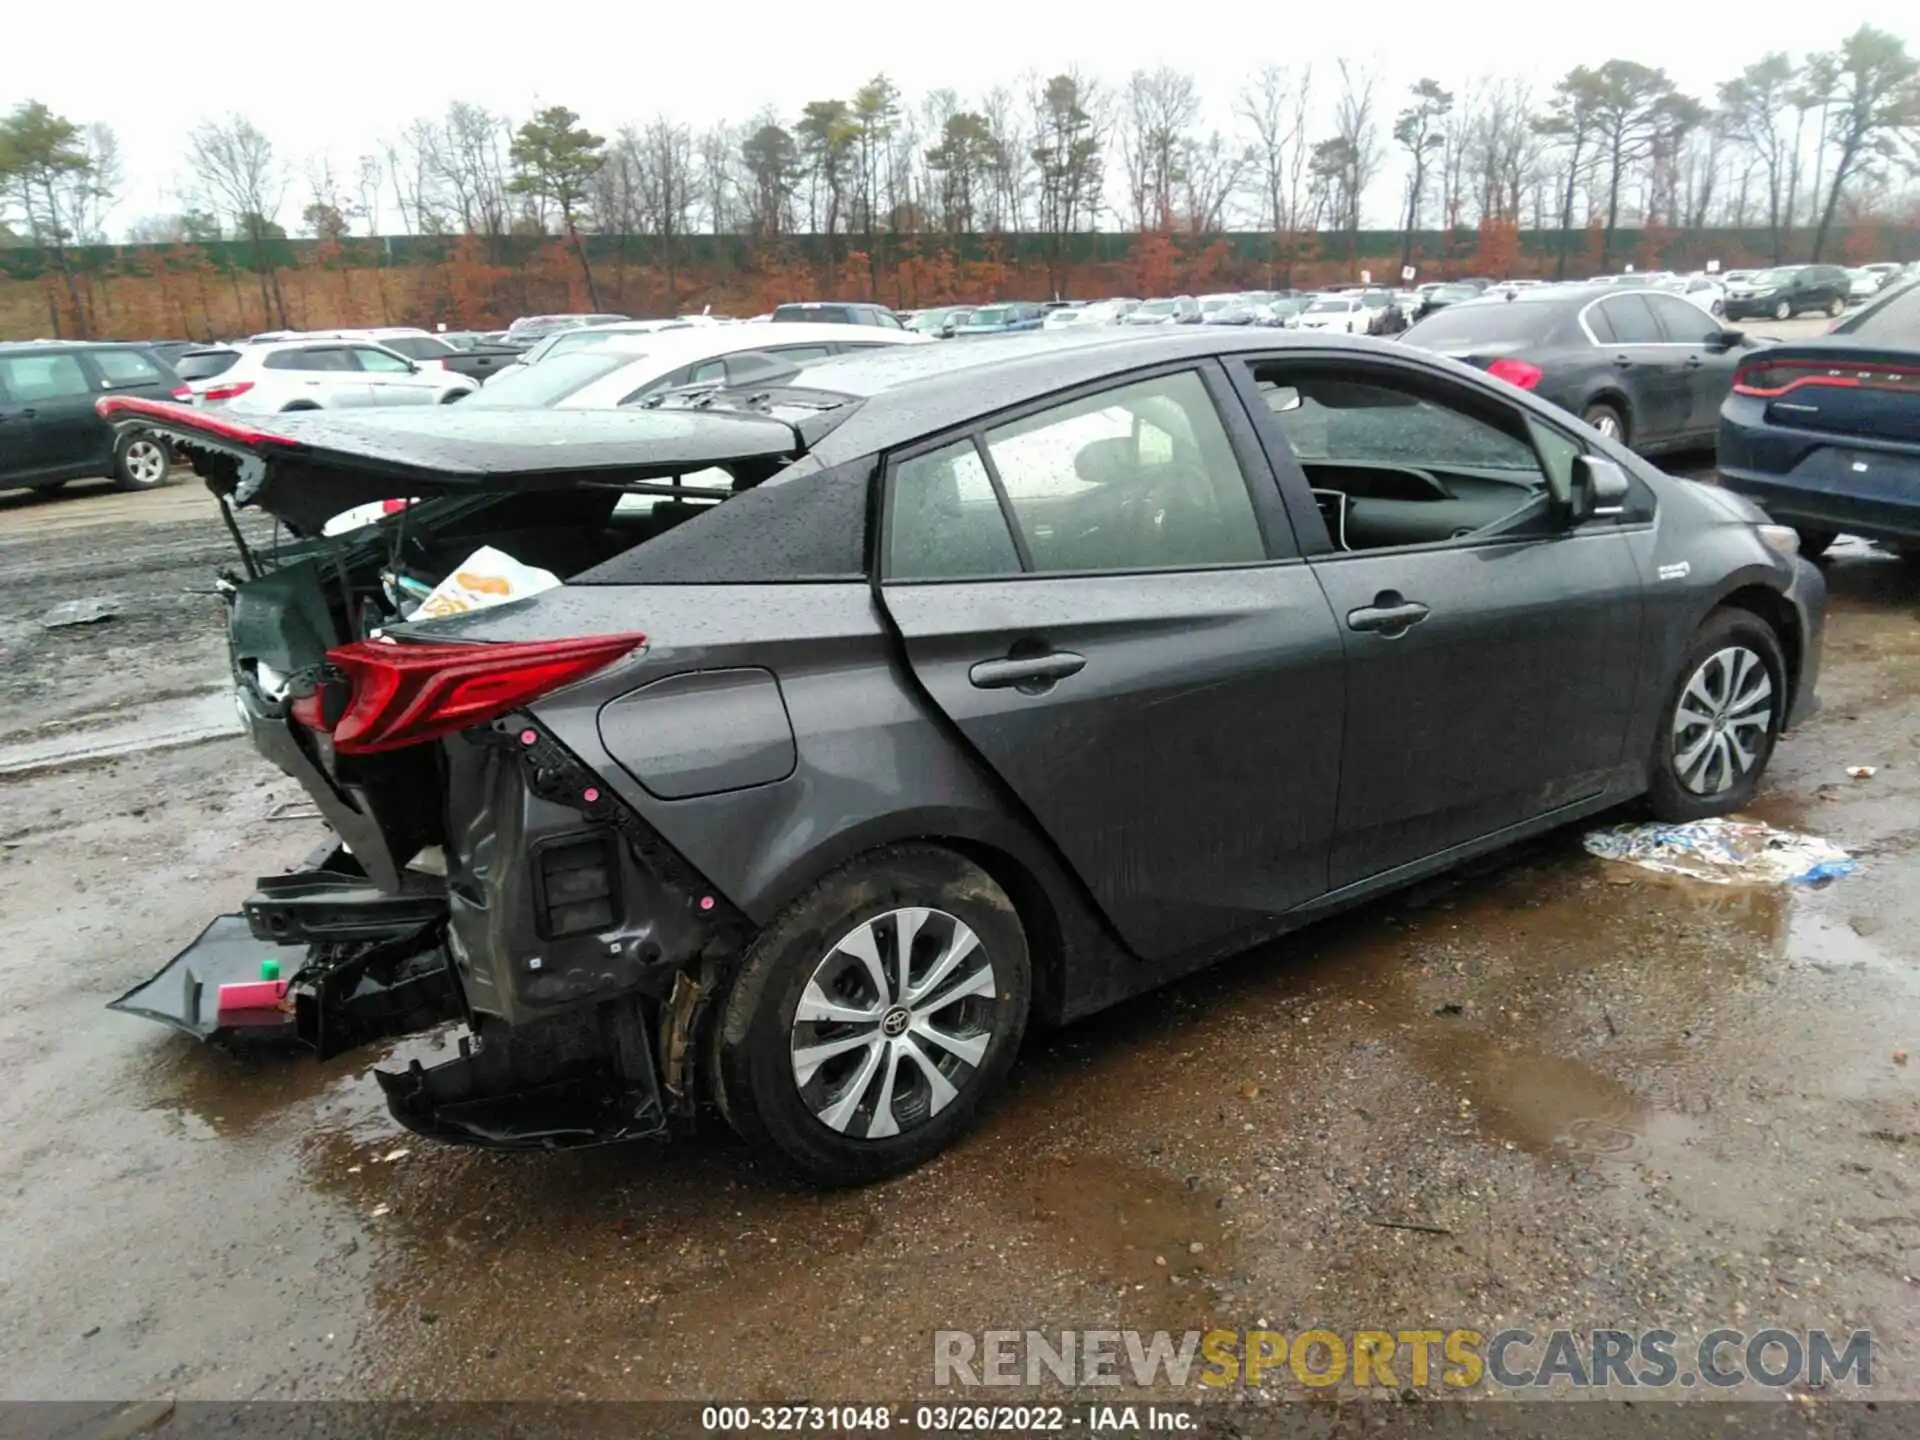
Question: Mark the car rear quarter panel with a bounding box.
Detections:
[502,582,1122,1022]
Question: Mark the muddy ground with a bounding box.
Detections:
[1,455,1916,1412]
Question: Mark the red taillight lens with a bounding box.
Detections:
[381,498,413,514]
[1486,358,1543,390]
[311,633,647,755]
[1735,360,1920,397]
[170,385,192,401]
[202,380,255,402]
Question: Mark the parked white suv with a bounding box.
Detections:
[195,337,478,412]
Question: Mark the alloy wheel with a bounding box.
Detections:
[1672,645,1774,796]
[1586,410,1622,440]
[789,907,999,1140]
[1773,300,1791,321]
[123,439,166,486]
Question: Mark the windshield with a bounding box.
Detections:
[1136,299,1181,316]
[1306,299,1353,314]
[967,307,1013,325]
[457,351,639,408]
[908,308,961,332]
[1747,269,1799,287]
[379,335,454,360]
[1842,282,1920,343]
[1361,293,1389,308]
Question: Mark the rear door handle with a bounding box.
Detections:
[1347,599,1430,635]
[969,651,1086,690]
[1612,354,1634,368]
[1685,355,1704,368]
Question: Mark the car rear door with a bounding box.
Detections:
[0,349,100,479]
[877,361,1348,962]
[1588,293,1691,445]
[1224,352,1645,891]
[266,345,370,408]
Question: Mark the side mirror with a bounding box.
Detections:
[1567,454,1631,524]
[1713,328,1746,349]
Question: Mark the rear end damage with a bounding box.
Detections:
[103,398,795,1149]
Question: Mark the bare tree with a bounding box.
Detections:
[694,123,738,233]
[1328,61,1381,262]
[978,85,1028,231]
[1119,67,1202,229]
[185,114,289,325]
[1236,64,1310,281]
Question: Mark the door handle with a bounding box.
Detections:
[968,650,1086,691]
[1347,597,1430,636]
[1612,355,1634,369]
[1684,355,1704,368]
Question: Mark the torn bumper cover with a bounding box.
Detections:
[110,846,460,1057]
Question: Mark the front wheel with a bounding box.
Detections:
[1773,299,1792,321]
[113,432,171,491]
[713,844,1032,1186]
[1829,296,1846,318]
[1647,609,1787,821]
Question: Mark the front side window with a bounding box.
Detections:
[981,369,1267,573]
[353,346,414,374]
[1646,293,1721,344]
[1598,295,1663,344]
[92,349,163,386]
[0,353,91,401]
[1247,363,1549,554]
[266,347,356,372]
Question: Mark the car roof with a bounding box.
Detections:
[0,339,159,353]
[782,328,1407,462]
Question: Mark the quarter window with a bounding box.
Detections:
[886,439,1021,580]
[92,349,164,386]
[980,369,1266,573]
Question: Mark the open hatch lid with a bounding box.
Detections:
[97,397,805,535]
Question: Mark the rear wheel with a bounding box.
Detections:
[1647,609,1786,821]
[713,844,1031,1186]
[1581,401,1628,446]
[1793,528,1837,559]
[113,432,171,491]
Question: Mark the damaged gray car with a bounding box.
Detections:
[103,328,1826,1185]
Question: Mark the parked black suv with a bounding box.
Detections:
[0,341,187,496]
[1722,265,1852,322]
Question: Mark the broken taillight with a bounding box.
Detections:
[303,633,647,755]
[202,380,255,402]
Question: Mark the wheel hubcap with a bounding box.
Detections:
[126,441,163,483]
[790,907,998,1140]
[1590,412,1619,439]
[1672,645,1773,796]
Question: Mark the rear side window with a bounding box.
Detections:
[265,347,356,372]
[175,350,240,381]
[1646,293,1720,345]
[983,369,1267,574]
[92,348,164,386]
[0,352,91,400]
[886,439,1022,580]
[1598,295,1662,344]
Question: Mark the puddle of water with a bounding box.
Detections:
[1023,1154,1229,1289]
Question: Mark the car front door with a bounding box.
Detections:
[351,345,435,404]
[1586,293,1691,446]
[0,350,100,481]
[268,346,370,408]
[877,362,1347,962]
[1644,291,1742,441]
[1226,353,1646,891]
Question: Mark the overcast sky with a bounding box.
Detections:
[11,0,1918,235]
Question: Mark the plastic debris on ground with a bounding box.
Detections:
[40,597,118,629]
[1847,765,1878,779]
[1582,818,1856,885]
[410,546,560,620]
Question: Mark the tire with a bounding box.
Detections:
[1647,608,1787,822]
[1581,401,1628,447]
[713,843,1032,1187]
[113,432,171,491]
[1793,528,1837,559]
[1710,299,1725,317]
[1773,300,1792,321]
[1828,296,1846,318]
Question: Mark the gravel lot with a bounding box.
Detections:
[3,383,1915,1415]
